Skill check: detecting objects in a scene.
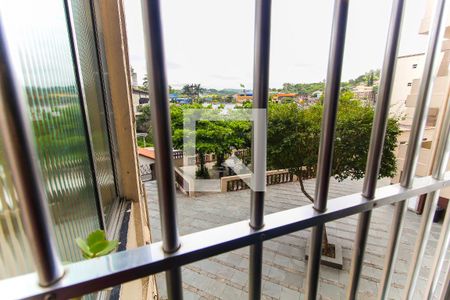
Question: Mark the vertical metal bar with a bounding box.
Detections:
[141,0,183,299]
[64,0,106,230]
[166,267,183,300]
[425,186,450,298]
[250,0,271,230]
[378,200,407,300]
[379,0,449,298]
[249,1,271,299]
[249,241,264,299]
[305,0,349,298]
[405,89,450,299]
[440,266,450,300]
[0,18,64,286]
[401,0,448,189]
[346,0,406,298]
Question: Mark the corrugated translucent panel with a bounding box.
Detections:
[71,0,117,226]
[0,140,34,279]
[0,0,101,275]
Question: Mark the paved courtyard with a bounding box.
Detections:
[145,178,449,299]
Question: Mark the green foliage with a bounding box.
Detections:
[241,101,253,108]
[182,83,205,101]
[267,92,400,187]
[279,69,381,97]
[170,105,251,178]
[281,82,325,95]
[76,230,119,259]
[142,75,149,91]
[280,97,295,104]
[136,105,151,133]
[136,105,153,145]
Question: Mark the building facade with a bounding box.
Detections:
[391,2,450,213]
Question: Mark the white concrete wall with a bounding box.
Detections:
[389,54,425,117]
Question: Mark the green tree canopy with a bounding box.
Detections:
[267,93,400,201]
[267,93,399,252]
[170,105,251,178]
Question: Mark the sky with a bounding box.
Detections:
[123,0,428,89]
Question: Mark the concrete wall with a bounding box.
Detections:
[389,54,425,117]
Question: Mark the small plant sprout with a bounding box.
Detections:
[76,230,119,259]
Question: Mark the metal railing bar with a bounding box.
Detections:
[425,95,450,298]
[405,75,450,299]
[250,0,271,232]
[1,173,450,299]
[346,0,406,298]
[424,190,450,298]
[249,0,271,298]
[0,17,65,286]
[401,0,448,189]
[379,0,449,298]
[249,241,264,300]
[440,266,450,300]
[141,0,183,298]
[305,0,349,298]
[377,199,407,300]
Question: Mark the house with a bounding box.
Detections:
[352,84,376,105]
[389,53,426,116]
[234,92,253,103]
[271,93,298,103]
[131,88,149,114]
[390,3,450,214]
[311,90,323,99]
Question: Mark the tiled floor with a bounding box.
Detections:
[145,178,449,299]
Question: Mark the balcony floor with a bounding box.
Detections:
[145,178,450,300]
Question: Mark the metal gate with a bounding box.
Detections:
[1,0,450,299]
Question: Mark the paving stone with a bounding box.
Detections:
[229,269,248,289]
[146,178,450,300]
[184,290,200,300]
[320,266,340,283]
[318,281,345,299]
[357,278,378,297]
[220,285,246,299]
[262,280,283,298]
[280,287,301,300]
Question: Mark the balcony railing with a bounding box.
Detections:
[0,0,450,299]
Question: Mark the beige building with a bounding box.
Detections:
[234,93,253,103]
[353,84,377,105]
[389,53,425,116]
[132,88,149,114]
[391,0,450,213]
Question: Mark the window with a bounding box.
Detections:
[407,82,412,86]
[412,63,418,69]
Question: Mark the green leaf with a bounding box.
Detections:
[76,230,119,259]
[75,238,93,258]
[95,240,119,257]
[86,230,106,247]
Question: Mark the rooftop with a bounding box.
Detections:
[137,147,155,159]
[146,177,449,299]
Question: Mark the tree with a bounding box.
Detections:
[170,105,251,178]
[267,94,400,254]
[142,75,149,91]
[136,105,154,146]
[181,84,204,101]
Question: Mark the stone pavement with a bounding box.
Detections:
[145,178,450,299]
